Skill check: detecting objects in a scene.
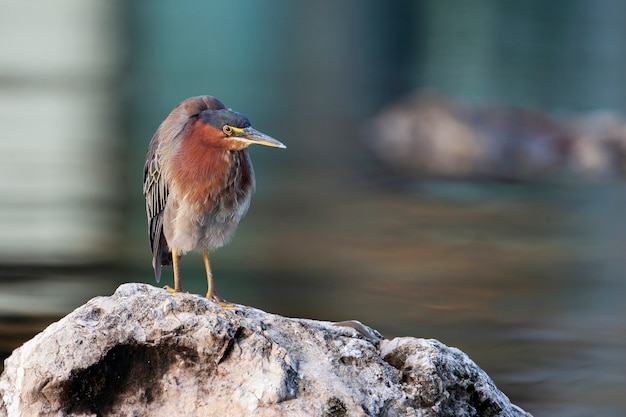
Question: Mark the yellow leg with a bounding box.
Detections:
[173,249,183,292]
[202,251,234,308]
[165,248,184,293]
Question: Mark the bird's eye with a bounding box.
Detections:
[223,125,233,136]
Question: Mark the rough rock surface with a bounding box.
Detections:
[0,283,532,417]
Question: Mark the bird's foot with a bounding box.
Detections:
[206,291,235,308]
[164,285,186,294]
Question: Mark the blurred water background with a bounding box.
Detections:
[1,1,625,415]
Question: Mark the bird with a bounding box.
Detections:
[143,95,285,307]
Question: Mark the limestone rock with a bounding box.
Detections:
[0,283,532,417]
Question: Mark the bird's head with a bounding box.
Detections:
[180,96,286,151]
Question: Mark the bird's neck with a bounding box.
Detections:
[171,141,252,204]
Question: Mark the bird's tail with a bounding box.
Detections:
[152,233,172,283]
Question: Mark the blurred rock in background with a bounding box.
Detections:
[366,92,626,181]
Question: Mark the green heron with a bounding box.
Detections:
[143,95,285,306]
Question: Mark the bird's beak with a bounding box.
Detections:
[235,127,286,149]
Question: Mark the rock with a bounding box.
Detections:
[0,283,532,417]
[366,92,626,182]
[365,93,571,181]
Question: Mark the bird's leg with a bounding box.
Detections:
[165,248,184,293]
[203,251,234,308]
[173,249,183,292]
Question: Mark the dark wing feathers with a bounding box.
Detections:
[143,132,171,282]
